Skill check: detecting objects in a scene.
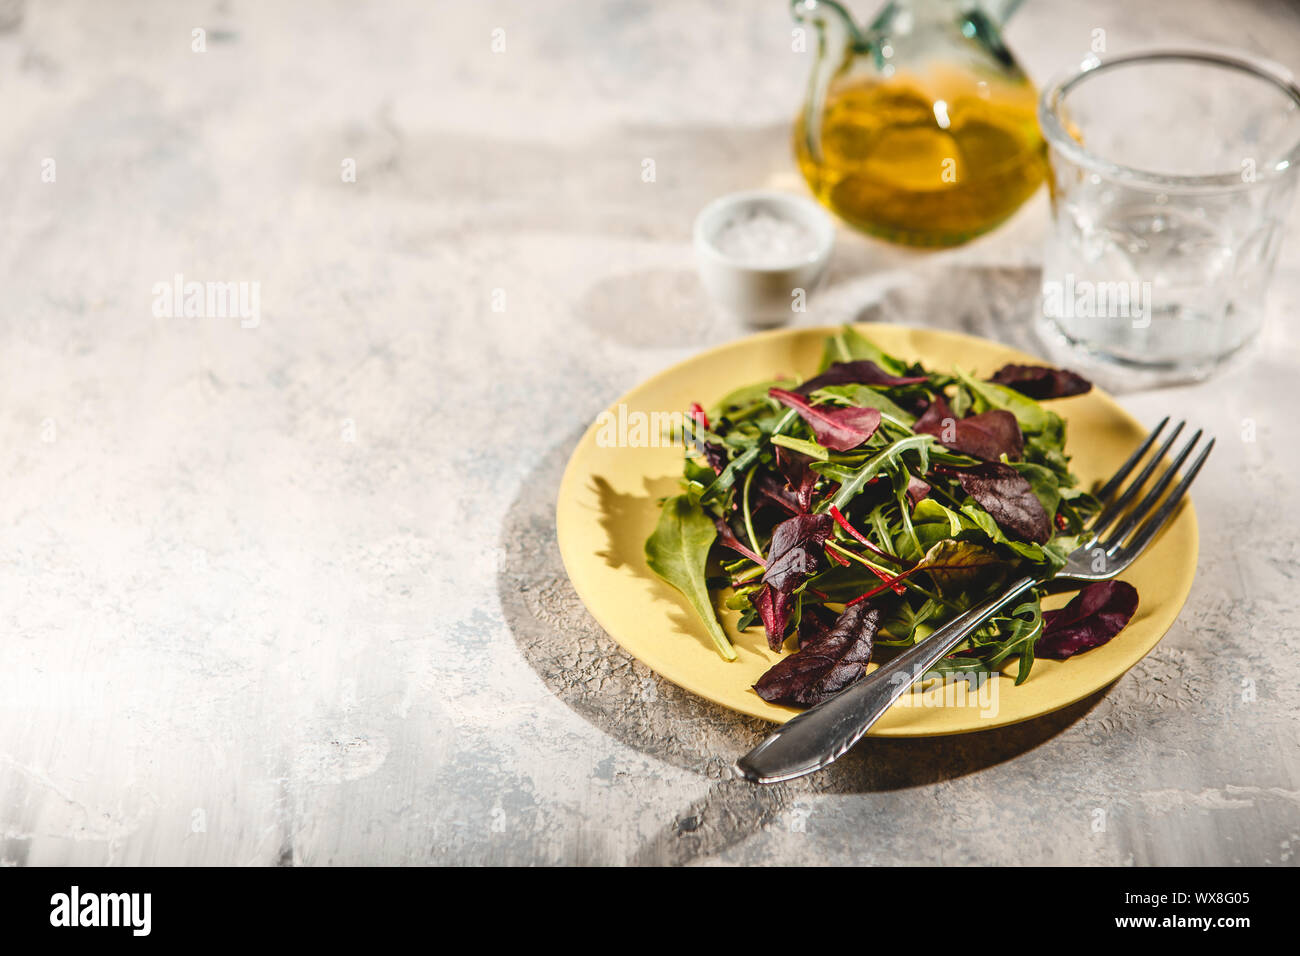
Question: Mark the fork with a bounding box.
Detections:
[735,417,1213,784]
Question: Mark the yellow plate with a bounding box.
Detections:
[555,324,1198,736]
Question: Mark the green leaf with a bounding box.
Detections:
[645,494,736,660]
[954,367,1058,437]
[812,384,916,426]
[822,434,934,513]
[820,326,909,376]
[916,539,1004,593]
[708,379,795,418]
[913,498,969,536]
[700,408,799,504]
[1010,461,1062,519]
[771,433,830,460]
[959,502,1056,566]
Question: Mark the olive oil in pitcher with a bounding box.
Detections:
[792,0,1046,247]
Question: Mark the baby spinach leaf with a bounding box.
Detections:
[645,494,736,660]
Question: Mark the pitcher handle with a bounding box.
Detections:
[791,0,866,166]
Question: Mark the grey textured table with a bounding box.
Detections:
[1,0,1297,866]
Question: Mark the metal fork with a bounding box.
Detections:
[735,417,1213,784]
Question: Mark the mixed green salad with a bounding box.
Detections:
[645,326,1139,708]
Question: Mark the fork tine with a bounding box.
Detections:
[1095,415,1169,502]
[1092,420,1184,537]
[1116,438,1214,558]
[1103,429,1202,551]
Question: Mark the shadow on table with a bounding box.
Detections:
[497,422,1107,864]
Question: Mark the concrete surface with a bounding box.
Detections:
[0,0,1297,865]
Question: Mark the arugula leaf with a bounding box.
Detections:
[645,325,1136,699]
[645,494,736,660]
[699,407,799,504]
[822,434,934,513]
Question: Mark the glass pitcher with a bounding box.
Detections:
[792,0,1044,247]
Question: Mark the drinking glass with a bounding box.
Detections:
[1037,50,1300,384]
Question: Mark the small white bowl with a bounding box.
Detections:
[693,190,835,327]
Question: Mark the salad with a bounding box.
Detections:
[645,326,1139,709]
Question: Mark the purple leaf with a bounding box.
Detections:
[989,364,1092,400]
[775,446,819,513]
[914,393,1024,462]
[753,603,881,707]
[793,360,928,395]
[699,441,729,474]
[770,388,883,452]
[796,603,837,649]
[1036,581,1139,659]
[951,462,1052,544]
[752,471,803,516]
[712,516,763,565]
[756,513,834,649]
[906,475,931,509]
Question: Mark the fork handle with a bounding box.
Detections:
[735,575,1039,784]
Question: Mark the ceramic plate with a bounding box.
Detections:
[555,324,1198,736]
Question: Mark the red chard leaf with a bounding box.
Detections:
[699,441,729,474]
[757,513,834,649]
[712,516,763,565]
[752,471,803,516]
[915,393,1024,462]
[989,364,1092,399]
[769,388,883,452]
[754,603,881,707]
[906,475,931,508]
[951,462,1052,544]
[775,446,820,513]
[796,603,837,649]
[1036,581,1139,659]
[793,360,928,395]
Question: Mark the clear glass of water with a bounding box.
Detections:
[1037,50,1300,385]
